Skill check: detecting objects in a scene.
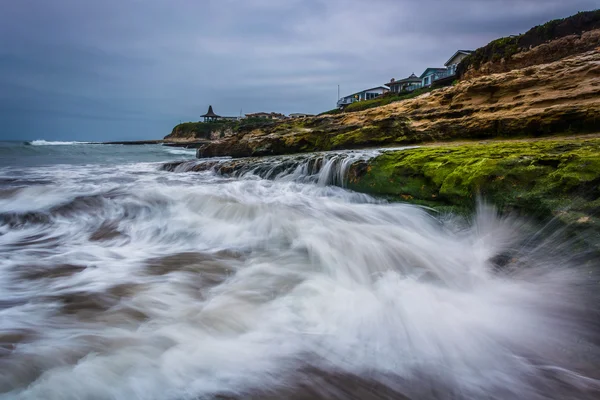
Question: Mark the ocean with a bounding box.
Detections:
[0,140,598,399]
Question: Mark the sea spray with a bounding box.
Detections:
[0,144,598,399]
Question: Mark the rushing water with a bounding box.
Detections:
[0,141,599,400]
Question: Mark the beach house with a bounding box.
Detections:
[419,68,449,88]
[419,50,474,88]
[384,73,422,94]
[445,50,474,76]
[337,86,389,109]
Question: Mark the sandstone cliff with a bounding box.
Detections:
[197,49,600,158]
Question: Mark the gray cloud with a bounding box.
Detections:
[0,0,597,141]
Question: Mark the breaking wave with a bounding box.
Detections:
[0,150,598,400]
[162,147,198,156]
[26,140,94,146]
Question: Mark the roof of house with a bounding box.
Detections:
[245,112,286,117]
[201,105,221,118]
[444,50,474,66]
[289,113,314,116]
[343,86,389,98]
[419,68,447,78]
[385,73,421,86]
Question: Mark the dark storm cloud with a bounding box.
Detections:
[0,0,597,141]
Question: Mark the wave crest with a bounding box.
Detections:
[27,140,92,146]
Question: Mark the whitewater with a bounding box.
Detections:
[0,141,598,400]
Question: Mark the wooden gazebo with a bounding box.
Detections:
[201,105,221,122]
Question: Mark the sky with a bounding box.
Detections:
[0,0,597,141]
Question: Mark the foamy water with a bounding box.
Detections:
[0,144,599,399]
[27,140,94,146]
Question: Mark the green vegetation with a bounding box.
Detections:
[169,121,226,139]
[168,118,278,139]
[340,88,434,114]
[468,36,520,70]
[318,108,342,116]
[347,139,600,228]
[459,10,600,74]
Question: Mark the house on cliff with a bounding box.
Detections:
[337,86,389,108]
[445,50,473,75]
[245,112,287,120]
[420,68,449,88]
[384,73,422,94]
[289,113,314,118]
[419,50,474,88]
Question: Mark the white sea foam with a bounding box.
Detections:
[28,140,92,146]
[163,147,197,156]
[0,155,598,400]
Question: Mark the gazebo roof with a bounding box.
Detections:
[201,105,221,118]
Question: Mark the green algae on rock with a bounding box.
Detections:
[346,138,600,227]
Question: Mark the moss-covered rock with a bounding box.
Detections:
[347,138,600,227]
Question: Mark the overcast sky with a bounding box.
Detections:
[0,0,597,141]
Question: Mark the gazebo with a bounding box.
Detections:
[201,105,221,122]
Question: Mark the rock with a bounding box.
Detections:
[345,137,600,249]
[197,48,600,158]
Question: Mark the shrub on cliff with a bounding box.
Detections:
[459,9,600,76]
[237,117,277,130]
[168,121,235,140]
[342,88,433,113]
[319,108,342,116]
[167,118,280,140]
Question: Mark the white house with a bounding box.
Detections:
[445,50,474,76]
[337,86,389,108]
[289,113,314,118]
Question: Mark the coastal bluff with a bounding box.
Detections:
[189,46,600,158]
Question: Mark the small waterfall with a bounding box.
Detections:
[161,147,414,186]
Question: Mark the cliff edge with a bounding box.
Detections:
[196,45,600,158]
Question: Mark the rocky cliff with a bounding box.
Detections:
[196,48,600,158]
